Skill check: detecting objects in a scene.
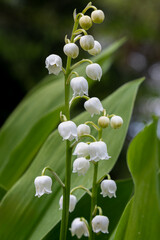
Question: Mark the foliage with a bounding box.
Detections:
[0,38,144,239]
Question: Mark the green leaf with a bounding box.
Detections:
[43,179,133,240]
[112,119,160,240]
[0,78,143,240]
[0,186,6,202]
[0,38,126,190]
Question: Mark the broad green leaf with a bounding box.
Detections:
[0,38,126,190]
[43,179,133,240]
[0,78,143,240]
[0,186,6,202]
[112,119,160,240]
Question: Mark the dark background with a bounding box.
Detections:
[0,0,160,177]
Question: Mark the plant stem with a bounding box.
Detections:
[89,162,98,240]
[89,128,102,240]
[59,63,72,240]
[70,185,92,197]
[59,14,80,240]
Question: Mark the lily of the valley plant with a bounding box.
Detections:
[34,2,123,240]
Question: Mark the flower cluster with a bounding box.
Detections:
[34,2,123,240]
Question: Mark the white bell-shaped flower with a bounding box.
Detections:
[77,124,91,137]
[59,194,77,212]
[100,179,117,198]
[89,141,110,162]
[86,63,102,81]
[92,215,109,234]
[70,218,89,238]
[88,40,102,56]
[84,97,103,117]
[45,54,62,75]
[63,43,79,59]
[58,121,78,141]
[80,35,94,51]
[91,10,105,24]
[70,77,88,97]
[34,175,52,198]
[73,157,90,176]
[73,142,89,157]
[110,116,123,129]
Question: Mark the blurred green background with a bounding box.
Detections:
[0,0,160,177]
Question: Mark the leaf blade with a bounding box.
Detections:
[113,119,160,240]
[0,78,143,240]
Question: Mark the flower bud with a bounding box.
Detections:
[70,218,89,238]
[58,121,78,141]
[80,35,94,51]
[86,63,102,81]
[34,175,52,198]
[59,194,77,212]
[45,54,62,75]
[92,215,109,234]
[73,157,90,176]
[77,124,91,137]
[100,179,117,198]
[88,40,102,56]
[63,43,79,59]
[91,10,105,24]
[89,141,110,162]
[110,116,123,129]
[79,15,92,30]
[84,97,103,117]
[73,142,89,157]
[70,77,88,97]
[98,116,109,128]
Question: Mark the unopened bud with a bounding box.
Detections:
[110,116,123,129]
[80,35,94,51]
[88,40,102,56]
[63,43,79,59]
[91,10,105,24]
[98,116,109,128]
[79,15,92,30]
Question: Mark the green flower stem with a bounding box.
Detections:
[103,109,106,116]
[59,13,81,240]
[89,127,103,240]
[89,162,98,240]
[85,121,100,131]
[62,67,66,74]
[82,2,97,14]
[60,111,67,122]
[70,185,92,197]
[97,206,103,215]
[107,114,115,118]
[71,59,93,70]
[70,133,96,148]
[97,173,111,185]
[98,127,102,139]
[92,205,103,216]
[73,28,88,36]
[80,134,97,142]
[41,167,65,188]
[106,173,111,180]
[69,95,90,108]
[66,71,79,84]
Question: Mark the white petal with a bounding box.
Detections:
[58,121,77,141]
[86,63,102,81]
[34,176,52,198]
[73,142,89,157]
